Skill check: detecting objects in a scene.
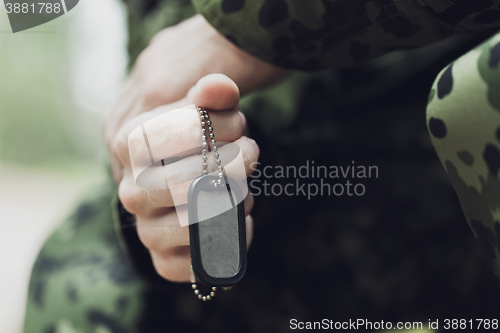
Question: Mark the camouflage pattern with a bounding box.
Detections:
[125,0,195,67]
[23,183,146,333]
[427,33,500,286]
[23,0,500,332]
[193,0,500,70]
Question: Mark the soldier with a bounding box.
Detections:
[25,1,500,332]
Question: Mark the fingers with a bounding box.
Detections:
[129,107,245,171]
[145,210,254,282]
[112,75,242,173]
[118,136,259,215]
[109,98,190,183]
[136,194,254,251]
[191,74,240,110]
[111,73,257,284]
[150,246,191,283]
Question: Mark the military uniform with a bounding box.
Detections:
[24,1,500,332]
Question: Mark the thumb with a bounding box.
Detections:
[189,74,240,111]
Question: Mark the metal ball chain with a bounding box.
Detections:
[190,107,225,301]
[198,107,224,187]
[190,266,216,301]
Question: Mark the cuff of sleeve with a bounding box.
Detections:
[111,191,174,289]
[191,0,315,69]
[191,0,460,71]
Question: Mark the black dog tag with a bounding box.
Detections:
[188,175,247,287]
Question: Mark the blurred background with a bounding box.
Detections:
[0,1,126,331]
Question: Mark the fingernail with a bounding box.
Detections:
[196,76,210,91]
[249,138,259,156]
[196,74,223,91]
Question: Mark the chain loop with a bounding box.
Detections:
[198,107,224,187]
[190,266,216,301]
[191,107,227,301]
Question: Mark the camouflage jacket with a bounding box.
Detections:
[24,1,500,332]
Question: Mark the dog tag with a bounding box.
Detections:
[188,175,247,287]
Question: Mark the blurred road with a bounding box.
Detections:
[0,163,104,333]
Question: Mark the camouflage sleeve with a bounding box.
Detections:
[427,32,500,286]
[192,0,500,70]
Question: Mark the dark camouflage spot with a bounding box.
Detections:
[44,325,56,333]
[377,10,420,39]
[453,0,493,13]
[225,35,240,47]
[496,126,500,142]
[483,143,500,176]
[471,220,496,244]
[436,7,467,26]
[457,150,474,166]
[474,10,500,24]
[107,253,136,284]
[349,41,370,62]
[437,64,453,99]
[33,281,45,307]
[221,0,245,14]
[34,257,64,274]
[258,0,288,28]
[74,202,97,226]
[66,283,79,303]
[288,1,372,56]
[128,0,161,16]
[429,117,447,139]
[115,296,130,315]
[88,309,127,333]
[103,230,119,247]
[272,37,293,55]
[489,42,500,68]
[292,34,316,53]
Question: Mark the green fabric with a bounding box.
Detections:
[24,183,147,333]
[193,0,500,70]
[126,0,195,67]
[22,0,500,332]
[427,33,500,281]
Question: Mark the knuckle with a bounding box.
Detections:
[111,131,129,165]
[152,250,189,282]
[244,194,254,215]
[241,138,258,176]
[135,218,157,250]
[118,179,142,215]
[231,111,243,137]
[142,79,165,108]
[243,139,255,164]
[135,46,153,70]
[154,262,178,282]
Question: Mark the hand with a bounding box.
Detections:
[111,74,259,282]
[104,14,287,184]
